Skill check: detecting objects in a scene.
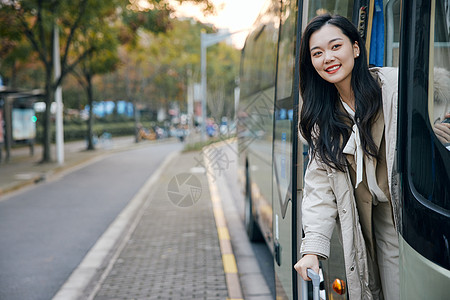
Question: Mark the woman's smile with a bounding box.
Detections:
[309,24,360,91]
[325,64,341,74]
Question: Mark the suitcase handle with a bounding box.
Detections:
[301,269,320,300]
[307,269,320,300]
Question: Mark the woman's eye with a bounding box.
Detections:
[332,44,341,50]
[312,51,322,57]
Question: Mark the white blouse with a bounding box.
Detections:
[341,100,388,204]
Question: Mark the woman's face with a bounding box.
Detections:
[309,24,360,89]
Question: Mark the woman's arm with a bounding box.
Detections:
[295,154,338,280]
[300,154,339,257]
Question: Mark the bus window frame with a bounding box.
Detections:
[398,0,450,270]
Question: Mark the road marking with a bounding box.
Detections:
[217,227,231,240]
[205,148,244,300]
[222,254,238,273]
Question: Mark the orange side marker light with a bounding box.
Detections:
[332,278,346,295]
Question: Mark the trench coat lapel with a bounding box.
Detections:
[338,102,357,171]
[371,110,385,163]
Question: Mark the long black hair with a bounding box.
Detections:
[299,14,382,171]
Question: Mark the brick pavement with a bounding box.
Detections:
[87,151,228,300]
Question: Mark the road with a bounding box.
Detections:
[0,141,182,300]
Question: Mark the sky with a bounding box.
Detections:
[169,0,268,49]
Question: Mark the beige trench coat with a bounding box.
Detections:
[300,67,400,300]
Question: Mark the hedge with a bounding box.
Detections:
[35,121,151,143]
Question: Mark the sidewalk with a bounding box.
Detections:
[0,136,155,198]
[1,134,270,299]
[54,150,233,300]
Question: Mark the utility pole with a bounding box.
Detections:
[53,25,64,164]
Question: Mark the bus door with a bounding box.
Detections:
[271,1,355,298]
[282,0,374,299]
[272,0,300,298]
[292,0,360,300]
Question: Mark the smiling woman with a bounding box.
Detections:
[295,14,400,299]
[309,25,360,107]
[299,15,382,174]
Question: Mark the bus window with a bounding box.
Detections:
[429,0,450,148]
[273,0,297,221]
[306,0,353,20]
[276,0,297,101]
[409,0,450,210]
[240,2,279,99]
[384,0,401,67]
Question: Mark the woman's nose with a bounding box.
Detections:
[324,51,335,63]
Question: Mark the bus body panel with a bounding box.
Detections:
[237,0,280,249]
[400,236,450,299]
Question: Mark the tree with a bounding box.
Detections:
[0,0,215,161]
[145,19,240,122]
[93,6,216,122]
[71,15,121,150]
[0,20,33,89]
[94,17,239,128]
[206,41,240,122]
[109,0,216,115]
[0,0,103,162]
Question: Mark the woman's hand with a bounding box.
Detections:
[294,254,320,281]
[434,113,450,146]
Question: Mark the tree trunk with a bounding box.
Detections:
[86,73,95,150]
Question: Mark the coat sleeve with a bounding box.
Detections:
[300,154,338,259]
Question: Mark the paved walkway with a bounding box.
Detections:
[1,134,271,300]
[83,151,229,300]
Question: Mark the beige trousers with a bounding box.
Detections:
[372,200,400,300]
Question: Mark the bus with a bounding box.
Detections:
[236,0,450,299]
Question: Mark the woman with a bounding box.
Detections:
[293,14,400,299]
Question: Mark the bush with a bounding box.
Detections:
[35,121,142,143]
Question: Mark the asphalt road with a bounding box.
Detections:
[0,141,182,300]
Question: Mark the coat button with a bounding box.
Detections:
[350,266,355,271]
[342,209,347,214]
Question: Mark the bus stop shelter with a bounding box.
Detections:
[0,88,44,163]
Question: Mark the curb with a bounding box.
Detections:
[0,176,40,198]
[204,147,244,300]
[52,150,180,300]
[0,154,109,201]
